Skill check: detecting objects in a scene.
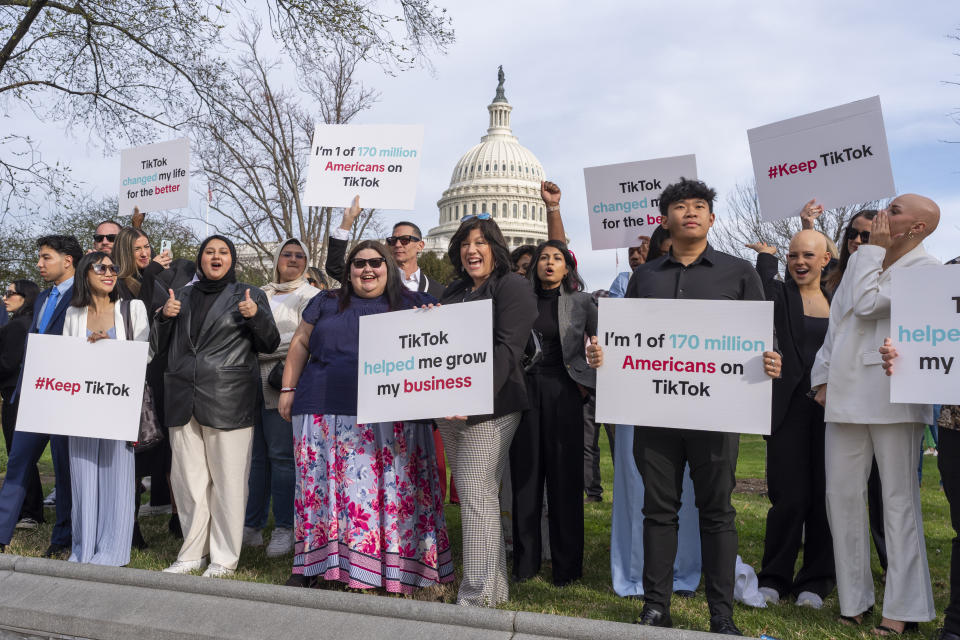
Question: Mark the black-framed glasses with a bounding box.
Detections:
[93,234,117,243]
[460,213,492,222]
[350,257,386,269]
[385,235,421,246]
[91,263,119,275]
[3,289,21,298]
[845,228,870,243]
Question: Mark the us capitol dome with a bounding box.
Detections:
[423,68,549,254]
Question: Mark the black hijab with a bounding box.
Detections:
[190,235,238,343]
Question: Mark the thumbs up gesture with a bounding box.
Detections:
[162,289,181,318]
[586,335,604,368]
[238,288,257,318]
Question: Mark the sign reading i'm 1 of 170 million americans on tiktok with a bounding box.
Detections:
[595,298,774,435]
[302,124,424,210]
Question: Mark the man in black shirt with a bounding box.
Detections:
[589,178,781,636]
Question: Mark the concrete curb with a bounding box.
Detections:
[0,555,754,639]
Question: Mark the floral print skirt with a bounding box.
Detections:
[291,413,454,593]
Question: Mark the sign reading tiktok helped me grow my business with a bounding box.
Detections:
[118,138,190,214]
[583,154,697,250]
[302,124,424,210]
[748,96,895,222]
[356,300,493,423]
[595,298,773,435]
[890,265,960,404]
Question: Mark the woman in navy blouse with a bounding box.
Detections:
[278,238,453,593]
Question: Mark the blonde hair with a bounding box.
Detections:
[113,226,149,296]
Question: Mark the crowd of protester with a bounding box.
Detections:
[0,177,955,639]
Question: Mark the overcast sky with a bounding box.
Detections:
[10,0,958,289]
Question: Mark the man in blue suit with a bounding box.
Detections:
[0,235,82,557]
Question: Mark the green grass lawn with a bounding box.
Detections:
[0,433,952,639]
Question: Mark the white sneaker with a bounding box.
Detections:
[15,518,39,530]
[162,557,209,574]
[202,563,235,578]
[242,526,264,547]
[43,488,56,506]
[759,586,780,605]
[795,591,823,609]
[265,527,294,558]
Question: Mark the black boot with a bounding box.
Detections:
[168,514,183,539]
[132,520,148,550]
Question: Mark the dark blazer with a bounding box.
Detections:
[441,272,537,424]
[11,283,74,402]
[556,287,598,388]
[0,313,31,394]
[326,236,445,298]
[151,282,280,429]
[756,253,831,431]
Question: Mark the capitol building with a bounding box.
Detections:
[423,69,549,254]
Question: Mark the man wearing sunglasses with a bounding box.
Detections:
[92,220,122,255]
[326,198,445,298]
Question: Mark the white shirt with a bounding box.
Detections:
[401,268,421,292]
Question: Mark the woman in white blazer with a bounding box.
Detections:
[63,251,149,566]
[811,195,941,635]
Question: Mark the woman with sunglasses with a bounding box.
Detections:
[435,213,537,606]
[0,279,40,526]
[242,238,318,558]
[278,239,452,593]
[62,252,149,565]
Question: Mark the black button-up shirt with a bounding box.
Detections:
[625,243,765,302]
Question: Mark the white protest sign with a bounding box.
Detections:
[119,138,190,214]
[890,265,960,404]
[302,124,424,210]
[17,334,148,441]
[356,300,493,423]
[595,298,773,434]
[748,96,895,222]
[583,154,697,250]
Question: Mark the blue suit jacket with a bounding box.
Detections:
[12,284,74,401]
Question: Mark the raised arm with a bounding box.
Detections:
[541,181,566,242]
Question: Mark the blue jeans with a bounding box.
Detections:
[0,431,71,546]
[244,405,294,530]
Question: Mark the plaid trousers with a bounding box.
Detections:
[437,412,521,607]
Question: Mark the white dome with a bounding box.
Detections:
[425,71,549,255]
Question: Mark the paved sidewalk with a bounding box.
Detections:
[0,555,755,640]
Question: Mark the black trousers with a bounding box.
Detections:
[510,369,584,584]
[583,394,615,498]
[938,427,960,634]
[634,427,739,618]
[0,393,43,523]
[758,390,835,598]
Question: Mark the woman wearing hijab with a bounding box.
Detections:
[242,239,318,557]
[151,235,280,577]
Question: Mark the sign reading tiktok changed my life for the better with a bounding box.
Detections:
[595,298,773,435]
[356,300,493,424]
[302,124,424,210]
[890,265,960,404]
[118,138,190,214]
[583,154,697,250]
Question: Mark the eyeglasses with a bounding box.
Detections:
[3,290,21,298]
[280,251,306,260]
[845,228,870,243]
[385,235,421,246]
[91,263,119,275]
[461,213,492,222]
[350,257,386,269]
[93,234,117,243]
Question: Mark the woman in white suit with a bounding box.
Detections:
[63,251,149,566]
[811,195,941,635]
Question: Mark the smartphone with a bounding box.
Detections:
[161,239,173,256]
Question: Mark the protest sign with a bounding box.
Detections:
[17,334,148,441]
[356,300,493,423]
[748,96,895,222]
[890,265,960,404]
[118,138,190,214]
[595,298,773,434]
[302,124,424,210]
[583,155,697,250]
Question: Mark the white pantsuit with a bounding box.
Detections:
[812,243,939,621]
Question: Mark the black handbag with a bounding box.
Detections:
[121,300,164,452]
[267,360,284,390]
[521,330,543,373]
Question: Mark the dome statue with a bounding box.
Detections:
[423,68,549,255]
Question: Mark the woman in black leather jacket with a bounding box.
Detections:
[151,235,279,578]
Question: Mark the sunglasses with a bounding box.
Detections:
[845,228,870,243]
[351,257,386,269]
[93,234,117,243]
[385,235,421,246]
[3,289,21,298]
[91,263,119,275]
[461,213,492,222]
[280,251,306,260]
